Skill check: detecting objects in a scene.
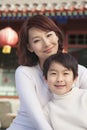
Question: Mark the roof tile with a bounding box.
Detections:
[0,1,87,20]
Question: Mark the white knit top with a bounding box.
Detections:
[44,87,87,130]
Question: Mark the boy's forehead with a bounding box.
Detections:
[49,62,68,71]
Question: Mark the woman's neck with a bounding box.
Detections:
[39,59,45,70]
[39,62,43,70]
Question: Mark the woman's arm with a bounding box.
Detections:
[15,67,53,130]
[78,64,87,89]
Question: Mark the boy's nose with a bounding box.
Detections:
[56,75,63,82]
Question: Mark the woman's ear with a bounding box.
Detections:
[27,44,34,52]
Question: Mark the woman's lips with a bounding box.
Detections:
[43,46,54,53]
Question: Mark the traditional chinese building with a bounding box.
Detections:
[0,0,87,97]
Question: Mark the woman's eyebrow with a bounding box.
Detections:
[31,36,40,40]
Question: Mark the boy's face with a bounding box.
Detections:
[46,62,77,95]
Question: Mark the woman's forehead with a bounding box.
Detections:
[28,27,53,38]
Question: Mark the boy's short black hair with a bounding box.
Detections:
[43,52,78,80]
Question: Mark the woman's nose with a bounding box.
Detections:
[43,38,50,46]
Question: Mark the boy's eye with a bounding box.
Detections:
[64,72,69,75]
[52,73,56,75]
[50,72,56,75]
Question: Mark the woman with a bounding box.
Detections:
[6,15,87,130]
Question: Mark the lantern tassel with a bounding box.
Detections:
[2,45,11,54]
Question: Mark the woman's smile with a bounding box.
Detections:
[43,46,55,53]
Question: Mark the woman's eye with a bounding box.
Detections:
[47,33,52,37]
[33,39,40,43]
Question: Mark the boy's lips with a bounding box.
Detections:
[55,85,65,88]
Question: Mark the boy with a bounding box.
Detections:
[43,52,87,130]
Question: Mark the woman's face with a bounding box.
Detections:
[28,27,59,65]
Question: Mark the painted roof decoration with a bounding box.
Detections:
[0,0,87,20]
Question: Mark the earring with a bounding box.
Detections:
[27,47,34,52]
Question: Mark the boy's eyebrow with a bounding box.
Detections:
[48,68,57,71]
[49,68,70,71]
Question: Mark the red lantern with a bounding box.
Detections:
[0,27,18,47]
[0,27,18,53]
